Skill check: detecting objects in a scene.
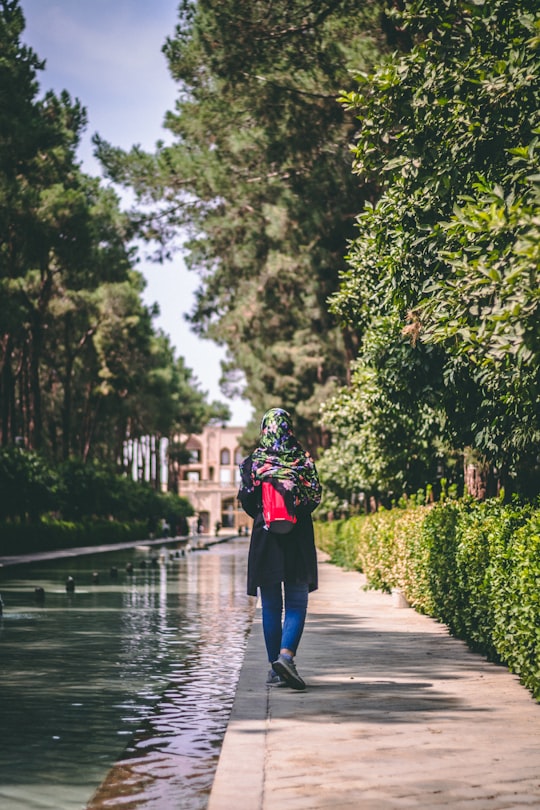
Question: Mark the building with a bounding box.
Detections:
[172,424,252,535]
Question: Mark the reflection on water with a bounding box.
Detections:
[0,538,255,810]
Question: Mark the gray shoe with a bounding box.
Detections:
[266,668,287,687]
[272,654,306,691]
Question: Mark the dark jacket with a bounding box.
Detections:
[238,485,318,597]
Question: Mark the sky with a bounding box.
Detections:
[18,0,253,427]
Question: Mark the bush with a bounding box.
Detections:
[0,519,149,556]
[0,447,59,523]
[57,460,193,528]
[0,449,194,552]
[489,509,540,697]
[315,517,363,570]
[314,497,540,700]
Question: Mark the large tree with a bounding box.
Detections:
[96,0,389,451]
[0,0,224,477]
[0,0,87,449]
[325,0,540,501]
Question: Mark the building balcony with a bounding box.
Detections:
[179,479,240,493]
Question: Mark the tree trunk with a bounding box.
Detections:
[0,335,13,445]
[463,449,500,500]
[62,360,73,461]
[61,316,75,461]
[464,462,488,500]
[28,320,43,451]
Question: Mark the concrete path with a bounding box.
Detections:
[208,556,540,810]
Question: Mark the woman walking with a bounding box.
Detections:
[238,408,321,690]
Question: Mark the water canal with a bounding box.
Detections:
[0,537,256,810]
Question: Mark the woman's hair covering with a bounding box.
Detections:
[239,408,321,506]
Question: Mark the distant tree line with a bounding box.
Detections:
[97,0,539,506]
[0,445,194,554]
[0,445,192,530]
[7,0,537,517]
[0,1,228,506]
[95,0,389,453]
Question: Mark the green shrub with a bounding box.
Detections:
[355,509,400,593]
[316,506,431,608]
[0,449,193,550]
[390,507,433,613]
[422,500,465,631]
[315,497,540,700]
[0,519,149,556]
[0,447,59,523]
[489,510,540,698]
[315,518,362,570]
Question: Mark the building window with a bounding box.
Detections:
[220,448,230,465]
[220,468,232,484]
[234,447,243,465]
[189,449,201,463]
[186,471,200,482]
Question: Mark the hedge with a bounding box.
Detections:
[0,519,150,556]
[314,498,540,701]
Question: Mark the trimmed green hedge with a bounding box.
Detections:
[0,447,193,530]
[0,519,150,556]
[314,498,540,701]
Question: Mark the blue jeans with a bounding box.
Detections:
[260,581,309,664]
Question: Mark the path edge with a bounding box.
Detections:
[207,611,267,810]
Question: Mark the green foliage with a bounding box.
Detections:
[315,517,363,571]
[0,518,149,556]
[0,1,223,468]
[423,497,538,692]
[57,459,193,527]
[325,0,540,498]
[57,459,138,521]
[96,0,388,449]
[489,512,540,697]
[318,316,454,506]
[315,497,540,700]
[0,446,58,523]
[156,490,194,531]
[0,448,193,545]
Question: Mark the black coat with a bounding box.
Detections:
[238,486,318,597]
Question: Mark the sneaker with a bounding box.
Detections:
[272,654,306,691]
[266,668,287,687]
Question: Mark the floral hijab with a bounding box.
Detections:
[239,408,321,507]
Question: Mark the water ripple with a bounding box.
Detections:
[0,538,255,810]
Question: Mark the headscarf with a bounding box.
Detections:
[239,408,321,507]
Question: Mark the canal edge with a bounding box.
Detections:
[207,609,268,810]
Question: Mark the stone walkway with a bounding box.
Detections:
[208,556,540,810]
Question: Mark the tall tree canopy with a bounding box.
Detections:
[0,0,225,478]
[324,0,540,504]
[96,0,389,450]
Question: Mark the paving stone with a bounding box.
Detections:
[208,557,540,810]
